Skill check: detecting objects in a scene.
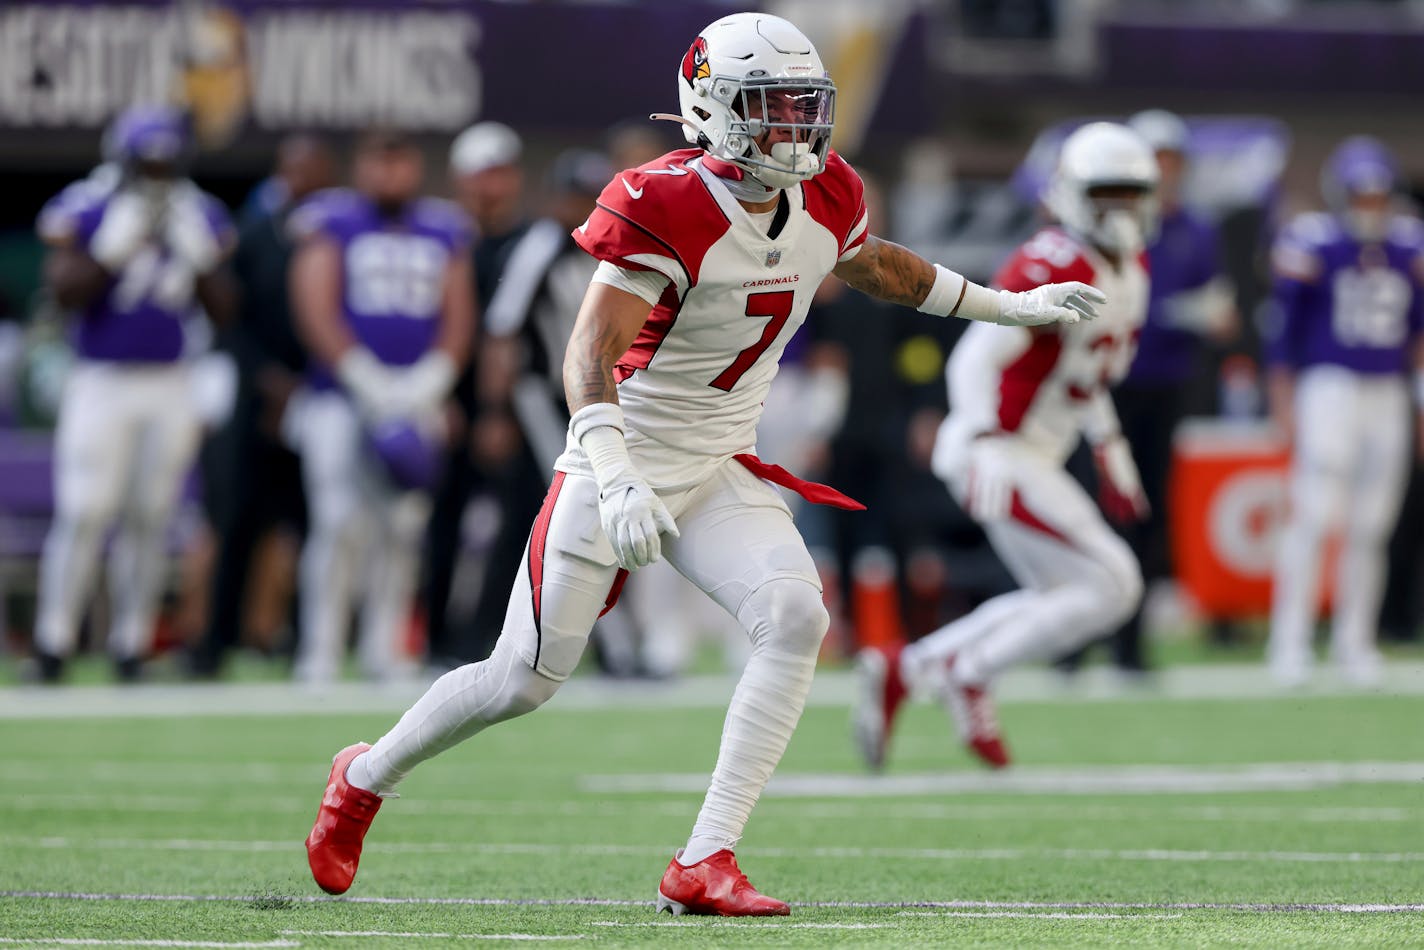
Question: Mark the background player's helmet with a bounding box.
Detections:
[1044,121,1160,254]
[102,104,192,172]
[676,13,835,190]
[1322,136,1398,241]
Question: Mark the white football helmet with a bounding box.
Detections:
[1044,122,1160,255]
[675,13,835,189]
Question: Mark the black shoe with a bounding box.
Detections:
[114,656,145,683]
[29,652,66,684]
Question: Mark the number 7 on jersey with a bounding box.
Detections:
[708,290,795,392]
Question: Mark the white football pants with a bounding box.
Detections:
[358,458,828,852]
[291,392,431,683]
[1269,366,1411,676]
[35,361,201,660]
[904,447,1143,686]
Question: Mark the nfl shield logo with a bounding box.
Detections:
[765,248,782,268]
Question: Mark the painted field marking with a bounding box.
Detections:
[4,662,1424,721]
[901,911,1184,920]
[279,932,583,942]
[5,892,1424,913]
[590,922,889,929]
[0,792,1411,825]
[5,836,1424,865]
[582,761,1424,797]
[0,941,297,948]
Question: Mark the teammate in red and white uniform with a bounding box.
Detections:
[305,13,1104,915]
[853,122,1158,772]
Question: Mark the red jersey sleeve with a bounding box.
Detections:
[572,148,727,288]
[992,228,1097,292]
[803,149,868,260]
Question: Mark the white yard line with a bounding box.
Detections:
[2,663,1423,720]
[901,911,1184,920]
[5,836,1423,865]
[0,941,297,948]
[279,933,582,942]
[590,922,889,929]
[0,792,1410,825]
[5,892,1424,914]
[582,761,1424,797]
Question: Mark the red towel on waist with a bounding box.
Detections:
[733,453,866,511]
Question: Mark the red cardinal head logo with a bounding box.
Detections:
[681,36,710,87]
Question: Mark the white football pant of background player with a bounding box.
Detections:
[1269,365,1411,685]
[901,440,1143,692]
[285,392,433,684]
[35,362,200,663]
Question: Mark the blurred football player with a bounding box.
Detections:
[32,104,235,683]
[286,131,475,683]
[1058,109,1235,675]
[1266,136,1424,687]
[854,122,1157,770]
[305,13,1101,915]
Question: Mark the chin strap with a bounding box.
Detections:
[649,113,781,203]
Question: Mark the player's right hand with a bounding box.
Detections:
[90,192,152,272]
[335,347,402,421]
[997,282,1106,327]
[963,436,1018,522]
[597,475,679,571]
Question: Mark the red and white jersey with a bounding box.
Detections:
[935,227,1149,468]
[558,147,867,491]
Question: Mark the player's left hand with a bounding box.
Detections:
[387,351,457,417]
[1093,434,1149,524]
[997,282,1107,327]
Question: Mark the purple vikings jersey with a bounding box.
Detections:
[37,177,233,363]
[289,189,471,377]
[1126,207,1222,384]
[1267,212,1424,374]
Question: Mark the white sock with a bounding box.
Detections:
[679,835,731,866]
[345,750,379,794]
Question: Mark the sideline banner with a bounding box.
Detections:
[0,2,928,152]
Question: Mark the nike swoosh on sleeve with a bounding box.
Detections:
[622,179,644,199]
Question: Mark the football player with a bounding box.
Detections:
[853,122,1157,771]
[305,13,1102,915]
[1266,136,1424,687]
[33,104,235,683]
[285,131,475,683]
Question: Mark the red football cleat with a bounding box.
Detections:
[943,658,1011,769]
[305,742,382,895]
[851,644,908,771]
[656,850,790,916]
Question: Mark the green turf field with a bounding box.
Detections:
[2,668,1423,948]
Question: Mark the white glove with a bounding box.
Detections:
[89,192,154,272]
[572,403,679,571]
[387,351,456,416]
[996,281,1107,327]
[165,188,223,274]
[962,436,1019,522]
[1093,434,1149,524]
[335,348,400,421]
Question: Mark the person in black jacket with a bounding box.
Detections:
[420,122,531,666]
[189,133,335,677]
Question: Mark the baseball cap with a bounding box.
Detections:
[1128,109,1190,153]
[450,122,523,176]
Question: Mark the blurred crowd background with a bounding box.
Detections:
[0,0,1421,685]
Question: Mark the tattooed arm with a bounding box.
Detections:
[562,280,677,570]
[562,281,651,415]
[833,234,1106,327]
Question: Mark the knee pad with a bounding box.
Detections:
[1083,543,1143,629]
[739,577,829,658]
[461,639,562,726]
